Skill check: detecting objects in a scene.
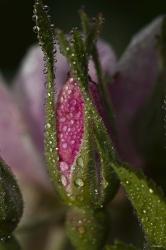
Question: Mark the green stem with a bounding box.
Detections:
[66,207,109,250]
[92,46,116,136]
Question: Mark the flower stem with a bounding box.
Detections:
[66,207,109,250]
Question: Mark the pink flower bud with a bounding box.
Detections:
[56,77,85,189]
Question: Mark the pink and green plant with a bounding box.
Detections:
[0,0,166,249]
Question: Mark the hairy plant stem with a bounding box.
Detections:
[66,207,109,250]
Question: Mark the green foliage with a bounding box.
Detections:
[112,163,166,248]
[66,207,109,250]
[0,161,23,237]
[105,240,138,250]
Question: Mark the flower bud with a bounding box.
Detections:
[56,76,118,208]
[0,160,23,237]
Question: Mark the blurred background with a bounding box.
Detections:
[0,0,166,80]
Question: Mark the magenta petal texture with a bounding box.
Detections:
[57,77,84,187]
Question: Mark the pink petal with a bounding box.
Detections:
[0,79,50,189]
[110,17,163,167]
[13,45,69,152]
[56,77,84,188]
[89,39,117,82]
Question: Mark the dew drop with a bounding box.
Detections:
[62,142,68,149]
[61,175,68,186]
[46,123,51,129]
[77,157,84,167]
[62,125,67,132]
[60,117,66,122]
[71,140,75,145]
[78,226,85,234]
[43,5,49,11]
[60,161,69,171]
[75,178,84,187]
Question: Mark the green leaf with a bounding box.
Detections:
[57,29,88,90]
[0,161,23,237]
[80,10,104,56]
[33,0,66,198]
[111,163,166,248]
[79,11,116,134]
[105,240,138,250]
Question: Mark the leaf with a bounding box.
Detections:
[111,163,166,248]
[105,240,138,250]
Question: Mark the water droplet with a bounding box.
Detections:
[94,189,99,195]
[71,140,75,145]
[149,188,154,194]
[77,157,84,167]
[62,125,67,132]
[60,161,69,171]
[60,117,66,122]
[75,178,84,187]
[62,142,68,149]
[61,175,68,186]
[43,5,49,11]
[46,123,51,129]
[78,226,85,234]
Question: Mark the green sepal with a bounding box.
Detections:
[0,237,21,250]
[111,163,166,248]
[79,10,104,56]
[67,99,118,209]
[66,207,109,250]
[0,161,23,237]
[105,240,138,250]
[33,0,68,200]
